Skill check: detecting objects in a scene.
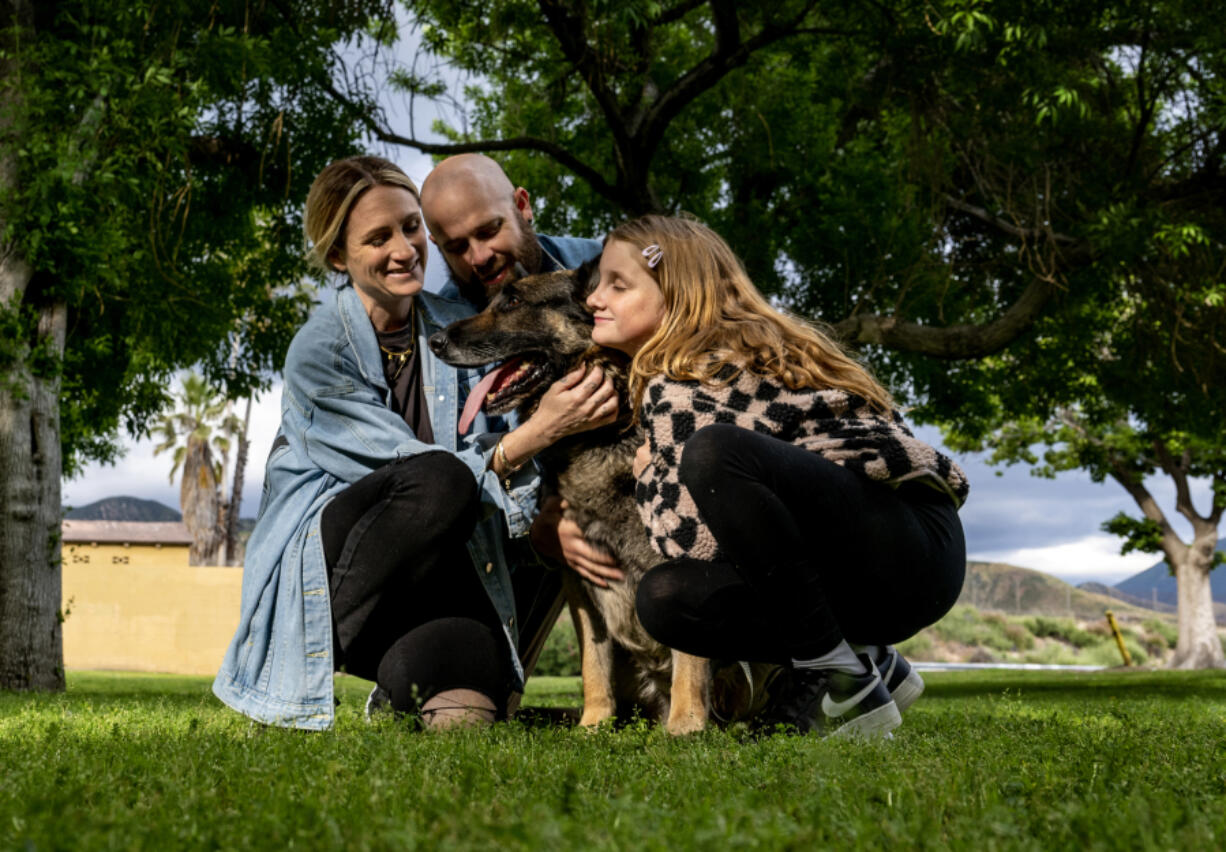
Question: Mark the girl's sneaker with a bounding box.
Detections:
[875,646,924,712]
[759,654,901,739]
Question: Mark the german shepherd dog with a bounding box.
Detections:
[429,262,734,734]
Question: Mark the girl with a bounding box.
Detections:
[213,156,615,730]
[586,215,968,738]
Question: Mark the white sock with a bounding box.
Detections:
[792,640,868,675]
[850,643,885,666]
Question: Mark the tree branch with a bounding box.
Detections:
[832,275,1057,359]
[1153,438,1200,525]
[1107,462,1187,564]
[536,0,632,152]
[638,1,837,165]
[319,78,623,205]
[943,195,1079,245]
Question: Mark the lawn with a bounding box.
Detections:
[1,669,1224,850]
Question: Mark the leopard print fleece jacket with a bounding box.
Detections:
[634,372,970,561]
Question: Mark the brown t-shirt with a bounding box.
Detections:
[375,324,434,445]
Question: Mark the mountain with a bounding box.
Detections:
[1113,539,1226,606]
[64,496,181,522]
[960,561,1166,623]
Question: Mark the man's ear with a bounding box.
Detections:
[573,255,600,301]
[513,187,533,223]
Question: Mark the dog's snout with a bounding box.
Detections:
[427,330,450,356]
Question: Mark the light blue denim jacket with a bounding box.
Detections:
[213,234,601,730]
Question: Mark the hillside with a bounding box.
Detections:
[64,496,180,522]
[1113,539,1226,605]
[959,561,1168,625]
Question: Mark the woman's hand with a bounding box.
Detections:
[632,439,651,479]
[530,496,626,587]
[495,365,618,472]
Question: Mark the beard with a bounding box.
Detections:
[457,217,544,308]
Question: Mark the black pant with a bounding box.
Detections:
[320,451,515,714]
[635,424,966,663]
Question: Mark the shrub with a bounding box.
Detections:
[533,617,580,677]
[1024,616,1097,648]
[896,632,934,660]
[1083,636,1149,668]
[1142,618,1178,649]
[1022,641,1082,666]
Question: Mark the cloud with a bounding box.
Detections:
[972,534,1157,587]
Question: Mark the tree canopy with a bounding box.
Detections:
[326,0,1226,427]
[0,0,392,689]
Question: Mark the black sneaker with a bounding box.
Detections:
[875,646,924,712]
[759,654,901,739]
[365,684,392,720]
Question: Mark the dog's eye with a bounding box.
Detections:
[502,295,522,310]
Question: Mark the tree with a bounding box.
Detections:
[0,0,390,691]
[322,0,1225,383]
[154,374,241,566]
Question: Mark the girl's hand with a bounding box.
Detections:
[531,364,618,442]
[530,496,625,587]
[632,439,651,478]
[494,365,619,473]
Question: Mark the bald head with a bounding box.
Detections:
[420,154,516,218]
[419,154,541,303]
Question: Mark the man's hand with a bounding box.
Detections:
[530,495,626,588]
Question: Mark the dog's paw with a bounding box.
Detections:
[665,711,707,736]
[578,706,616,728]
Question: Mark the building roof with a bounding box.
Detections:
[62,520,194,546]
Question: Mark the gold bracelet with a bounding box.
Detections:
[495,437,525,476]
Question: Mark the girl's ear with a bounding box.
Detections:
[573,256,600,300]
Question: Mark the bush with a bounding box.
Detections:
[896,631,935,660]
[933,607,1034,652]
[1142,618,1178,649]
[1083,636,1149,667]
[533,617,580,677]
[1024,616,1097,648]
[1022,641,1082,666]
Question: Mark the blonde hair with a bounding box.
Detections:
[304,156,420,270]
[608,215,894,415]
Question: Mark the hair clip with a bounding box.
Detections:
[642,244,663,269]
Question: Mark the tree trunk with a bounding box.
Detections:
[223,396,251,566]
[1169,540,1226,669]
[181,437,222,566]
[0,0,65,693]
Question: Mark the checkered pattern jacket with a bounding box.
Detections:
[634,371,970,561]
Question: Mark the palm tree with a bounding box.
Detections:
[153,373,243,566]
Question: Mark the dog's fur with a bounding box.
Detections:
[428,262,718,733]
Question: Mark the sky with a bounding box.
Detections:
[59,18,1212,590]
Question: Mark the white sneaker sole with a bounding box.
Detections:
[831,699,902,740]
[891,669,925,713]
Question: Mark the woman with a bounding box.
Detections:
[213,156,616,730]
[585,215,968,739]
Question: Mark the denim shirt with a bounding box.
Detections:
[212,284,543,730]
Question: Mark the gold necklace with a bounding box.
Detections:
[378,303,416,381]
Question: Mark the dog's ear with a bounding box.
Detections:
[572,255,600,302]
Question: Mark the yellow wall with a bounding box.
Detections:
[62,542,242,676]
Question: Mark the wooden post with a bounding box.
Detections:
[1105,610,1132,667]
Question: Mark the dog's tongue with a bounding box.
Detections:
[458,358,523,435]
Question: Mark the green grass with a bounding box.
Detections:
[2,670,1225,850]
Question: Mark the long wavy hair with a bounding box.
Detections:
[607,215,894,416]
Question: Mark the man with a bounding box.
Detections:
[421,154,601,307]
[419,154,625,690]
